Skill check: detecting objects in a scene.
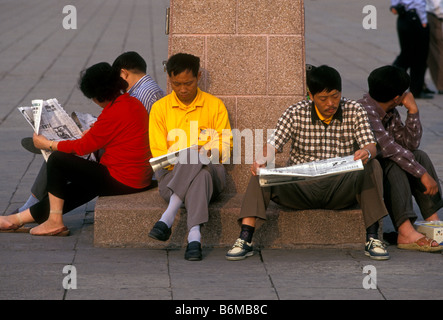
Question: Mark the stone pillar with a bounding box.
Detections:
[168,0,306,193]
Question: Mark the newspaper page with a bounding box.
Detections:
[149,145,198,172]
[18,98,94,161]
[258,155,364,187]
[71,111,97,132]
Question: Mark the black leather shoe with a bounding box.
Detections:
[21,137,41,154]
[148,221,171,241]
[185,241,202,261]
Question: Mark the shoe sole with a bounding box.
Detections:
[185,256,202,261]
[365,251,390,260]
[30,227,70,237]
[225,251,254,261]
[148,230,170,242]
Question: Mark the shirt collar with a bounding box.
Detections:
[127,74,150,95]
[171,88,203,110]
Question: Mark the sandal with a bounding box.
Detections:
[397,236,442,252]
[30,226,70,237]
[0,225,31,233]
[0,213,30,233]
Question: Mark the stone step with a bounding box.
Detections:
[93,189,366,249]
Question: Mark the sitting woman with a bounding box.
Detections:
[0,62,154,236]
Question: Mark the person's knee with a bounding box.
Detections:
[47,151,65,168]
[412,149,431,163]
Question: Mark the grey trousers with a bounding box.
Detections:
[239,159,387,229]
[379,150,443,229]
[155,150,226,230]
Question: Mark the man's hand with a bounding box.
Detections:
[354,143,376,165]
[400,92,418,114]
[421,172,439,195]
[354,149,371,165]
[251,159,267,176]
[251,144,277,175]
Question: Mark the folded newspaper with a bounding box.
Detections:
[149,145,199,172]
[258,155,364,187]
[18,98,97,161]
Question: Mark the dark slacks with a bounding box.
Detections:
[379,150,443,229]
[155,149,226,230]
[30,151,152,224]
[239,159,387,229]
[393,10,430,96]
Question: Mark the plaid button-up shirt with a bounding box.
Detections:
[358,93,425,178]
[268,98,376,165]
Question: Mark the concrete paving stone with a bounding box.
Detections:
[381,287,443,300]
[171,286,278,300]
[65,286,172,300]
[0,0,442,301]
[276,287,385,300]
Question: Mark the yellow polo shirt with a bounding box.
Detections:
[149,88,233,164]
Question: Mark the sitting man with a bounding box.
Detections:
[226,65,389,261]
[148,53,232,261]
[11,51,165,214]
[358,65,443,252]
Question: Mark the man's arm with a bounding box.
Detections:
[393,92,422,151]
[354,143,376,165]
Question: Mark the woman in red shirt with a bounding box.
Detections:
[0,62,154,236]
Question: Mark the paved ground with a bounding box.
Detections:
[0,0,442,303]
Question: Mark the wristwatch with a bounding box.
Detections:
[364,148,371,160]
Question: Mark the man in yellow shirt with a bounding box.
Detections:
[148,53,232,261]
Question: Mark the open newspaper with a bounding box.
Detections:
[149,145,198,172]
[18,98,97,161]
[258,155,364,187]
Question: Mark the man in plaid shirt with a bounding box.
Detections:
[358,65,442,252]
[226,65,390,261]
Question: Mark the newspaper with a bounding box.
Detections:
[18,98,95,161]
[258,155,364,187]
[71,111,97,132]
[149,145,198,172]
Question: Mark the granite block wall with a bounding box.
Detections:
[168,0,306,192]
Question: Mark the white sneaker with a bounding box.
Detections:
[226,238,254,261]
[365,238,390,260]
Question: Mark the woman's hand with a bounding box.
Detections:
[33,133,58,151]
[32,133,50,150]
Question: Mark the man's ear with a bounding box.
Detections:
[120,68,129,80]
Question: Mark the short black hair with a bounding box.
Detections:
[112,51,147,74]
[166,53,200,78]
[306,65,342,96]
[79,62,128,103]
[368,65,410,103]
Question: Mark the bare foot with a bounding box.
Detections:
[397,219,429,245]
[397,229,428,245]
[0,215,21,230]
[30,219,65,236]
[425,213,440,222]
